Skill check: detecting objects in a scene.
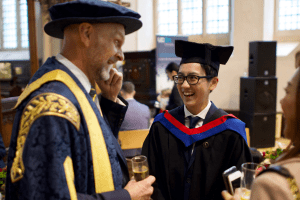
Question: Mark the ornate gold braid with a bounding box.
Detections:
[287,177,300,200]
[11,93,80,183]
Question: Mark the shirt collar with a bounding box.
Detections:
[184,101,212,119]
[56,53,91,93]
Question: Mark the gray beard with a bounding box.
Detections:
[99,70,110,81]
[97,65,113,81]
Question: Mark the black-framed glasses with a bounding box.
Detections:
[173,75,212,85]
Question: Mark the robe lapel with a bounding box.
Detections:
[203,102,219,125]
[90,95,130,187]
[110,133,130,186]
[91,100,128,169]
[111,134,128,169]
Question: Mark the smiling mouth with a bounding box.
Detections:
[183,93,195,97]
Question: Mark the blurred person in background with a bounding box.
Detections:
[120,81,151,131]
[165,62,183,110]
[157,88,172,112]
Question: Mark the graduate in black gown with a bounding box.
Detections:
[142,40,253,200]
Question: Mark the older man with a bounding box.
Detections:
[6,1,154,199]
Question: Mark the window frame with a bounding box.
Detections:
[274,0,300,42]
[154,0,232,45]
[0,0,29,51]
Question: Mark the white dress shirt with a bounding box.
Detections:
[184,101,212,155]
[184,101,212,128]
[55,54,101,111]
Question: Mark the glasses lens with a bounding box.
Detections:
[175,76,183,84]
[187,75,198,84]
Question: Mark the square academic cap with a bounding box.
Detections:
[175,40,234,74]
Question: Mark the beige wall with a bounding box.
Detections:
[123,0,155,52]
[123,0,138,52]
[210,0,265,110]
[41,0,300,112]
[211,0,300,112]
[122,0,300,112]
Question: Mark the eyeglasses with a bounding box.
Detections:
[173,75,212,85]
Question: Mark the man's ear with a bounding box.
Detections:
[78,23,93,47]
[209,77,218,91]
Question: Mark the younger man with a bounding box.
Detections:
[142,40,252,200]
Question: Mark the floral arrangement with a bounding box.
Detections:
[263,148,284,160]
[0,167,7,196]
[260,148,284,168]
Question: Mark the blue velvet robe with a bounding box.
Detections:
[0,134,5,168]
[5,57,131,200]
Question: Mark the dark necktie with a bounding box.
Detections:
[186,116,201,163]
[89,87,97,102]
[188,116,201,128]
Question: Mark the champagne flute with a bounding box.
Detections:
[131,155,149,181]
[240,163,265,200]
[126,157,134,179]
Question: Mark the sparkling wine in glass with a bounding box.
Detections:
[132,155,149,181]
[241,188,251,200]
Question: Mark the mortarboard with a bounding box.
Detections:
[44,0,142,39]
[175,40,234,74]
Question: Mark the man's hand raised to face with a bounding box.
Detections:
[97,68,123,102]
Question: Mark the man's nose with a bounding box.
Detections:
[116,49,124,61]
[181,79,190,88]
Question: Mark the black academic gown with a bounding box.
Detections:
[142,102,253,200]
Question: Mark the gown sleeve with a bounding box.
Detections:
[142,122,170,200]
[6,112,130,200]
[100,95,128,139]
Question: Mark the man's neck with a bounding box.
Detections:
[60,49,92,85]
[186,100,209,115]
[124,95,134,100]
[122,93,135,100]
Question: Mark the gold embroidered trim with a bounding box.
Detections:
[287,177,300,200]
[12,69,115,192]
[64,156,78,200]
[11,93,80,183]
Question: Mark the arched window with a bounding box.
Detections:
[181,0,202,35]
[0,0,29,50]
[275,0,300,42]
[156,0,230,40]
[278,0,300,31]
[157,0,178,35]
